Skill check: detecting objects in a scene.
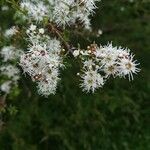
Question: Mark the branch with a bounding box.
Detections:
[47,23,71,54]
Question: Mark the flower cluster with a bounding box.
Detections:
[0,65,20,93]
[20,25,63,96]
[0,65,20,82]
[20,0,100,29]
[73,43,140,93]
[0,46,22,62]
[0,0,140,97]
[0,56,20,94]
[4,26,18,38]
[0,26,21,94]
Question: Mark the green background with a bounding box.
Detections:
[0,0,150,149]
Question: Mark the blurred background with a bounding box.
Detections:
[0,0,150,149]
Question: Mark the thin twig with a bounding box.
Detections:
[48,23,71,54]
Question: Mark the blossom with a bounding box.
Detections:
[20,0,101,28]
[0,1,140,96]
[117,55,140,80]
[4,26,18,38]
[0,46,22,62]
[0,65,20,94]
[37,69,60,96]
[20,46,62,96]
[78,43,140,92]
[97,29,103,37]
[0,65,20,82]
[53,0,71,26]
[21,1,49,21]
[80,69,104,93]
[19,25,63,96]
[0,81,12,94]
[1,5,9,11]
[73,50,80,57]
[39,28,45,34]
[30,24,37,31]
[83,59,95,68]
[103,63,118,77]
[0,46,15,62]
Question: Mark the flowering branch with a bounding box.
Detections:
[0,0,140,97]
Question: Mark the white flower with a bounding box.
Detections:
[20,0,100,28]
[20,25,64,96]
[1,46,15,62]
[4,26,18,38]
[21,1,49,21]
[80,69,104,93]
[97,29,103,37]
[37,69,60,96]
[0,81,12,94]
[103,63,118,77]
[83,59,95,68]
[73,50,80,57]
[47,39,61,54]
[79,43,140,92]
[0,46,22,62]
[118,55,140,80]
[0,65,20,82]
[39,28,44,34]
[1,5,9,11]
[30,24,37,31]
[53,1,71,26]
